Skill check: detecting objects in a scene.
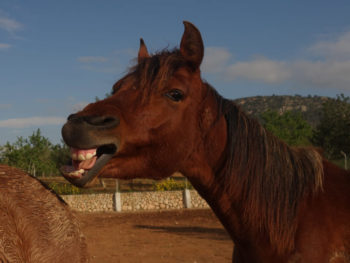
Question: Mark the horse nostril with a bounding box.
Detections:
[84,116,120,128]
[66,114,119,129]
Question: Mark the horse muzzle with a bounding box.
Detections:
[60,114,120,187]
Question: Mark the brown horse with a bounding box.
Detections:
[61,22,350,262]
[0,165,88,262]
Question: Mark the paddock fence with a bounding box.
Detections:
[61,189,209,212]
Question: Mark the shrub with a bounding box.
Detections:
[153,178,193,191]
[48,182,82,195]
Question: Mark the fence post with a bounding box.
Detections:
[341,151,348,170]
[114,179,122,212]
[183,188,192,208]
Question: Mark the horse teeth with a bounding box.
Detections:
[86,153,93,160]
[68,169,85,177]
[78,154,85,161]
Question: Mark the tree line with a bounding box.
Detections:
[261,94,350,162]
[0,129,70,177]
[0,94,349,176]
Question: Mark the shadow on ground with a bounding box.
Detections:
[134,224,230,241]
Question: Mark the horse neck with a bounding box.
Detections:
[181,95,241,240]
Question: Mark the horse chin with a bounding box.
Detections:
[60,144,117,187]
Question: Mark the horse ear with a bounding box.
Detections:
[180,21,204,70]
[138,38,150,63]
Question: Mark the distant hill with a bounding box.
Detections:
[233,95,333,128]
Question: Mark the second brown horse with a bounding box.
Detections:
[61,22,350,262]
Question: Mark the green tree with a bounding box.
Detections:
[0,129,69,177]
[312,94,350,159]
[51,141,70,171]
[261,110,313,146]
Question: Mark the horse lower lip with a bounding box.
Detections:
[62,153,114,187]
[86,153,113,178]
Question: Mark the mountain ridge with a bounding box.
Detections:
[233,95,333,127]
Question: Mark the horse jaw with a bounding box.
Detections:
[60,145,117,187]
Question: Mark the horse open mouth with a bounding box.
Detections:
[60,144,117,187]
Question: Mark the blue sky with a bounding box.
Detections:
[1,0,350,144]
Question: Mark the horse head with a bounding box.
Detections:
[61,22,226,187]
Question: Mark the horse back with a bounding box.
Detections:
[294,161,350,262]
[0,164,88,263]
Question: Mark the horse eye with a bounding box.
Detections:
[165,89,184,102]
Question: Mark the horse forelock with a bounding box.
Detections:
[211,92,324,254]
[126,49,188,99]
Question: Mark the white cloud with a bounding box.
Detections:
[113,48,136,57]
[290,30,350,90]
[0,15,22,33]
[291,60,350,89]
[225,57,291,84]
[78,49,136,74]
[0,117,66,128]
[0,43,11,50]
[202,30,350,92]
[202,47,291,84]
[202,47,232,73]
[78,56,119,73]
[78,56,108,63]
[202,48,291,84]
[308,31,350,60]
[81,64,121,74]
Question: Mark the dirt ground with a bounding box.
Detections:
[77,209,233,263]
